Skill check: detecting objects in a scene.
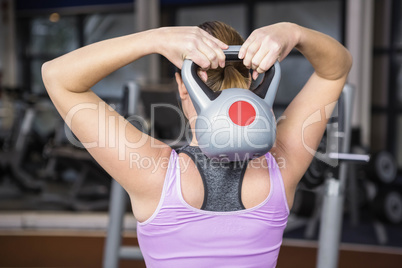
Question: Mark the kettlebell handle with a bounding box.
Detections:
[181,45,281,114]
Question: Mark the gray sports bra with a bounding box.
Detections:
[177,145,249,212]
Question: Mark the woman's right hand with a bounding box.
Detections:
[154,27,228,70]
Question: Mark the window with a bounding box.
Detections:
[18,11,139,98]
[372,0,402,169]
[28,16,79,93]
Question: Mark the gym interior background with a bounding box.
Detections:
[0,0,402,267]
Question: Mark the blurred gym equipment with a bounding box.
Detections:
[0,88,46,194]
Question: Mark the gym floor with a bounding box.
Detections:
[1,231,402,268]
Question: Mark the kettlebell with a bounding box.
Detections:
[181,45,281,161]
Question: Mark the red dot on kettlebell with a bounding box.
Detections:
[228,101,256,126]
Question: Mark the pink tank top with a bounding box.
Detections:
[137,150,289,268]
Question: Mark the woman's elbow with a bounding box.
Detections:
[41,60,65,93]
[41,61,55,90]
[335,48,353,80]
[344,49,353,73]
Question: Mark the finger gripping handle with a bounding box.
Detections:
[223,45,242,61]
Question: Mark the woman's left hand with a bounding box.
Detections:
[239,22,301,80]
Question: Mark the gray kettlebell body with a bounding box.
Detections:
[181,46,281,161]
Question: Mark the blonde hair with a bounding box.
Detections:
[198,21,250,92]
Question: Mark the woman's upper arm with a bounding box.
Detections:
[42,67,172,197]
[272,72,348,188]
[40,26,229,200]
